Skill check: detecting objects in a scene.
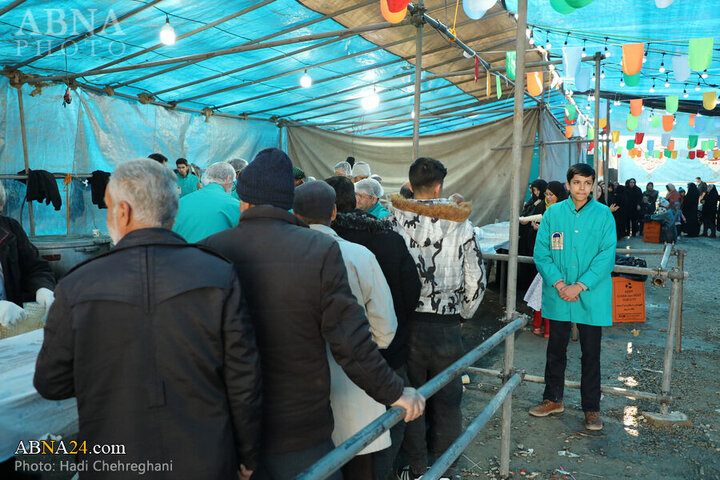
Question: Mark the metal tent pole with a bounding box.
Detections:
[501,0,527,476]
[16,86,34,235]
[593,53,601,173]
[412,2,424,161]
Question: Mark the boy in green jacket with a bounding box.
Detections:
[529,163,616,431]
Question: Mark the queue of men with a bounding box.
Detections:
[30,149,485,480]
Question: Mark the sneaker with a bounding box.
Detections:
[529,399,564,417]
[533,328,542,335]
[584,411,603,431]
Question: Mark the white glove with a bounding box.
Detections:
[0,300,27,328]
[36,288,55,313]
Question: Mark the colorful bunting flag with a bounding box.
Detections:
[688,37,714,72]
[630,98,643,117]
[665,95,678,114]
[622,43,644,75]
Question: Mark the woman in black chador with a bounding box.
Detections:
[612,183,629,238]
[623,178,643,236]
[518,179,547,290]
[682,182,701,237]
[701,185,718,237]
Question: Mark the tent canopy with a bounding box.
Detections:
[0,0,549,136]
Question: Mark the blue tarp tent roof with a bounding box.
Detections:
[0,0,546,136]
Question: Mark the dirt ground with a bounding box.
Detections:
[456,235,720,480]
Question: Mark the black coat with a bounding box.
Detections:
[201,206,403,454]
[34,228,261,478]
[332,209,421,369]
[701,186,718,221]
[0,215,55,305]
[682,184,701,237]
[624,183,643,220]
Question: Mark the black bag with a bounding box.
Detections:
[612,254,648,282]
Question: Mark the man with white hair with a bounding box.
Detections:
[334,161,352,177]
[34,159,261,480]
[172,161,240,242]
[351,161,371,183]
[0,182,55,329]
[355,178,390,219]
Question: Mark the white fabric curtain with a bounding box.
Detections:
[288,109,540,226]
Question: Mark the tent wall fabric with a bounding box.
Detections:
[0,78,280,235]
[287,108,540,226]
[539,110,587,182]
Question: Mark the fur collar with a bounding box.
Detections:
[332,209,392,234]
[389,194,472,223]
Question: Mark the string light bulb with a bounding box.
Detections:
[664,74,670,88]
[643,44,648,63]
[658,53,666,73]
[701,69,709,79]
[695,82,701,91]
[600,69,606,79]
[300,70,312,88]
[649,81,655,93]
[581,40,586,58]
[603,37,611,58]
[620,78,626,87]
[683,85,689,98]
[545,37,552,50]
[160,15,176,46]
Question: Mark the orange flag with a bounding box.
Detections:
[527,72,543,96]
[622,43,644,75]
[630,98,643,117]
[599,118,607,129]
[667,140,675,151]
[671,151,678,159]
[689,114,696,127]
[662,115,674,132]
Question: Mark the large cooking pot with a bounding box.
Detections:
[30,234,113,280]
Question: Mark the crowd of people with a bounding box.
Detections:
[2,147,709,479]
[28,151,486,480]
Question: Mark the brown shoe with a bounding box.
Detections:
[584,411,603,431]
[529,399,564,417]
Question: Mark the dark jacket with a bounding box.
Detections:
[34,228,261,478]
[200,206,403,454]
[682,183,700,237]
[332,209,421,369]
[23,169,62,210]
[624,180,643,220]
[0,215,55,304]
[701,186,718,220]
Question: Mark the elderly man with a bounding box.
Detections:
[293,181,399,480]
[355,178,390,219]
[333,161,352,177]
[351,161,371,183]
[172,161,240,242]
[0,182,55,329]
[200,148,424,480]
[34,159,261,480]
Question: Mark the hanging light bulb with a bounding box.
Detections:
[664,74,670,88]
[603,38,611,58]
[701,69,709,79]
[695,82,701,91]
[300,70,312,88]
[683,87,688,98]
[643,45,648,63]
[658,53,665,73]
[649,81,655,93]
[528,34,535,46]
[361,89,380,111]
[585,104,591,110]
[614,99,620,106]
[620,79,625,87]
[545,37,552,50]
[600,69,606,79]
[589,95,595,102]
[591,75,596,83]
[160,15,176,46]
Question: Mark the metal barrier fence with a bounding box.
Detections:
[297,244,687,480]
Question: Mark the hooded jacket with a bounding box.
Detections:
[332,209,421,368]
[389,194,485,320]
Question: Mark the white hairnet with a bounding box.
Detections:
[351,161,371,178]
[333,161,351,175]
[354,178,384,198]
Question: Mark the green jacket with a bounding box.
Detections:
[366,201,391,219]
[533,198,616,326]
[176,172,200,197]
[172,183,240,243]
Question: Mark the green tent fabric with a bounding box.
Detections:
[688,37,713,72]
[687,135,698,149]
[550,0,576,14]
[627,114,639,131]
[651,115,661,128]
[665,95,678,114]
[623,72,641,87]
[506,51,516,80]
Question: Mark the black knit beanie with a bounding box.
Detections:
[236,148,295,210]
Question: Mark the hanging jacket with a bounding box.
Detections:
[21,169,62,210]
[389,194,485,320]
[88,170,111,209]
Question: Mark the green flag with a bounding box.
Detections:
[665,95,678,114]
[506,51,516,80]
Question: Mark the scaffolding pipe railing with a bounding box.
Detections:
[296,315,528,480]
[422,373,524,480]
[467,367,672,404]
